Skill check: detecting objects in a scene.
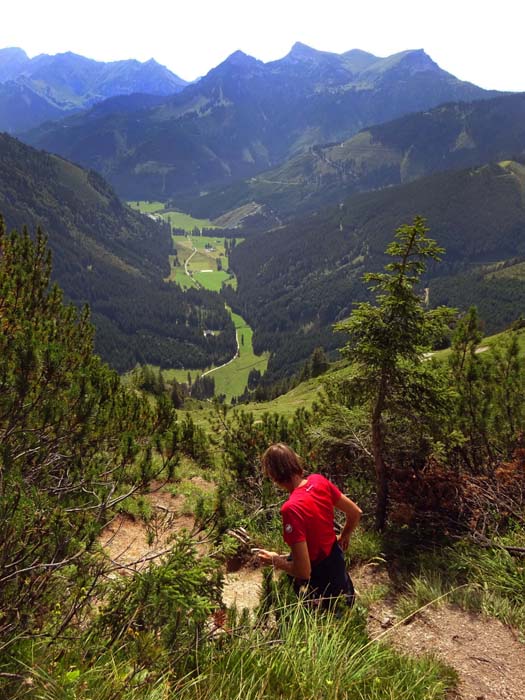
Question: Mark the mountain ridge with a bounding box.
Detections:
[188,91,525,221]
[0,48,188,133]
[20,45,500,202]
[224,158,525,381]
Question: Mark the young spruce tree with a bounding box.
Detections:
[335,217,455,530]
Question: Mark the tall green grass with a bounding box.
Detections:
[177,602,455,700]
[10,601,456,700]
[390,535,525,632]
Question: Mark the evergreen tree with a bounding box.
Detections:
[310,346,329,377]
[335,217,455,529]
[0,220,181,653]
[448,309,525,469]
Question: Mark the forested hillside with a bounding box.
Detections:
[21,45,497,202]
[0,133,236,370]
[192,92,525,221]
[2,219,524,699]
[226,160,525,381]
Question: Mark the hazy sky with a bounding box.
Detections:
[2,0,523,91]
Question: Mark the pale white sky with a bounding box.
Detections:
[1,0,523,91]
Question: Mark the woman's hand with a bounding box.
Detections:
[338,531,351,551]
[254,543,311,579]
[253,549,280,566]
[335,494,362,551]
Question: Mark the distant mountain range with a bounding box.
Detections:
[4,43,525,386]
[0,132,235,371]
[0,47,188,133]
[191,92,525,221]
[21,44,498,202]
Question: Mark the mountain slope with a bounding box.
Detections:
[191,92,525,221]
[0,133,235,371]
[21,45,497,201]
[0,48,187,133]
[0,81,71,133]
[225,159,525,381]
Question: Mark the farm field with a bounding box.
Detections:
[169,234,235,291]
[127,201,217,231]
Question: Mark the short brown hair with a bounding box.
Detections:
[261,443,303,484]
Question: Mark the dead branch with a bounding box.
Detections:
[470,531,525,556]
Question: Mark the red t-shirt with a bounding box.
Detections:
[281,474,341,565]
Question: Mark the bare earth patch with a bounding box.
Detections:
[222,566,263,611]
[366,579,525,700]
[100,481,213,572]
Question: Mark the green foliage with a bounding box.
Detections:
[217,405,314,483]
[334,217,455,528]
[180,413,211,465]
[446,310,525,470]
[0,222,180,658]
[95,534,222,658]
[176,603,455,700]
[191,374,215,400]
[309,346,329,377]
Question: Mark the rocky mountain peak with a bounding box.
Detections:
[397,49,440,73]
[223,50,259,68]
[0,47,30,81]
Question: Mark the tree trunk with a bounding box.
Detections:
[372,377,388,531]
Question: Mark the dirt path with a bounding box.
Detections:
[101,494,524,699]
[352,565,525,700]
[222,567,263,610]
[374,605,524,700]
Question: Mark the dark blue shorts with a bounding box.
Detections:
[294,540,355,609]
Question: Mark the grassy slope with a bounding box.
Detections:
[183,325,525,426]
[429,327,525,363]
[128,200,216,230]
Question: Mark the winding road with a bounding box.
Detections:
[183,244,240,378]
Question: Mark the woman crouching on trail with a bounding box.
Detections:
[256,442,362,609]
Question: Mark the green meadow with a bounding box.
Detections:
[169,234,240,292]
[128,200,165,214]
[165,309,268,401]
[127,201,217,231]
[194,269,231,291]
[164,210,217,230]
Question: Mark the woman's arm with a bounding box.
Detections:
[335,494,362,551]
[256,540,311,579]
